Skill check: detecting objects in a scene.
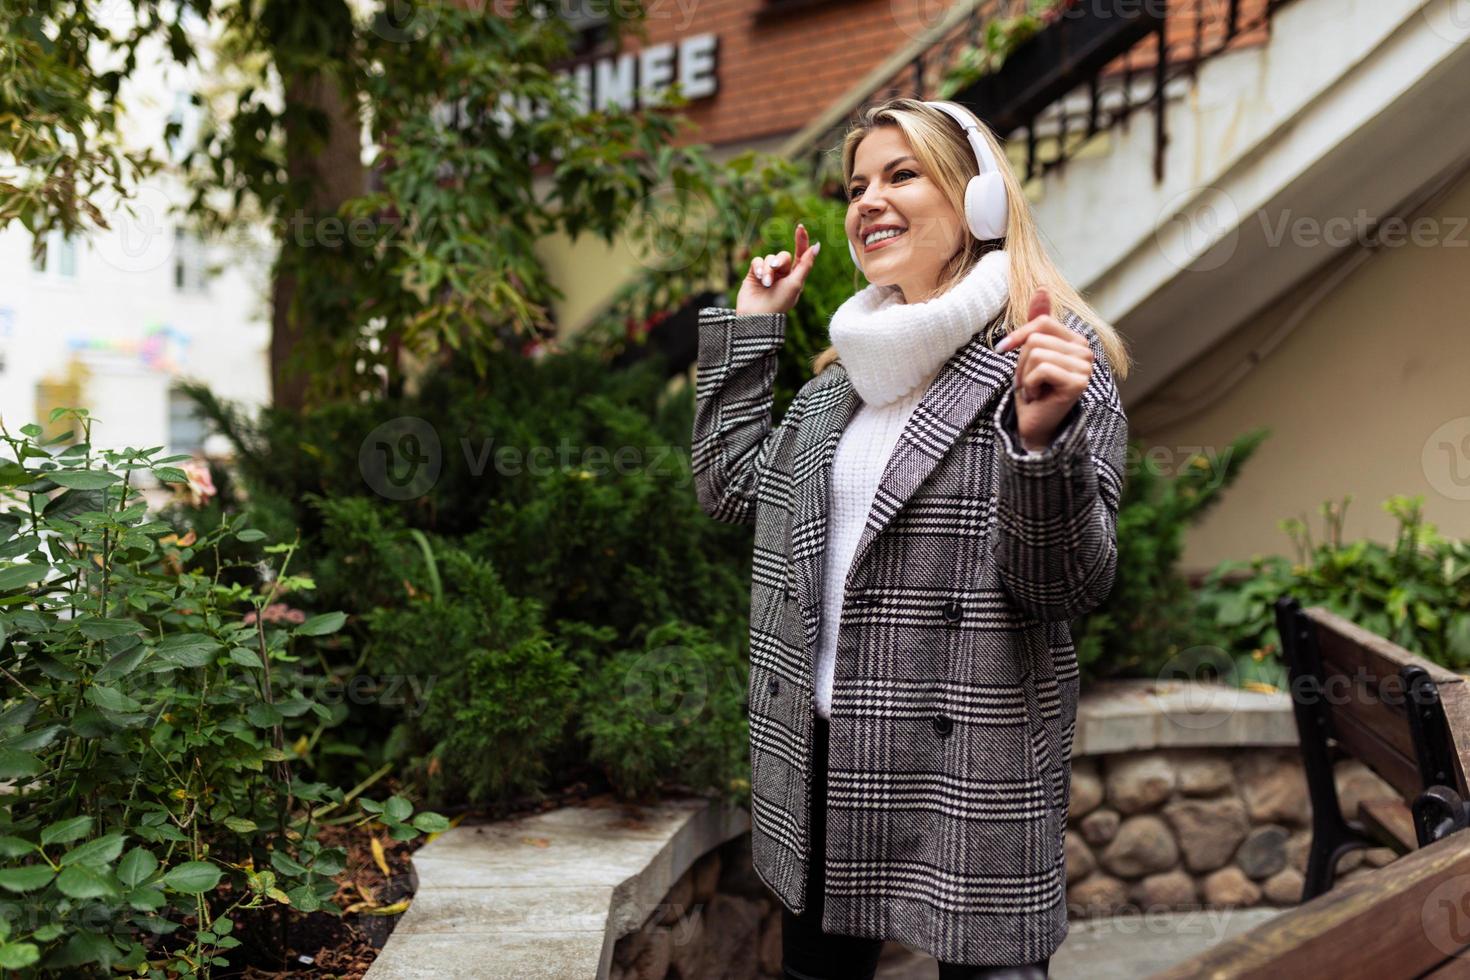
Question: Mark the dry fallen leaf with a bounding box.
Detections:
[371,836,391,878]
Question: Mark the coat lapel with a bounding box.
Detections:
[788,321,1019,658]
[843,328,1018,587]
[788,364,861,657]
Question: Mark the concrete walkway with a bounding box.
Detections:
[364,797,749,979]
[875,907,1286,978]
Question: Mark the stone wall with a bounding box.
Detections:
[1065,746,1402,916]
[610,834,783,980]
[610,682,1411,978]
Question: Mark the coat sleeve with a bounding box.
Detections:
[989,314,1128,623]
[691,306,803,526]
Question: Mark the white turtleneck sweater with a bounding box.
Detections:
[814,370,938,718]
[816,249,1019,718]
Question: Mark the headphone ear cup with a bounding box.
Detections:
[849,238,862,273]
[966,172,1009,241]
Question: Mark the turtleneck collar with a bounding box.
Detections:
[828,249,1010,407]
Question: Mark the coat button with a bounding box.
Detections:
[767,676,780,697]
[853,593,878,607]
[941,600,963,624]
[932,713,952,737]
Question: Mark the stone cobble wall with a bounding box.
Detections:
[1065,747,1402,915]
[612,745,1404,979]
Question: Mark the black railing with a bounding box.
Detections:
[795,0,1291,198]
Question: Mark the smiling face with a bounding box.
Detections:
[845,125,968,305]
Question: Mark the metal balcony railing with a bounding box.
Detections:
[785,0,1292,198]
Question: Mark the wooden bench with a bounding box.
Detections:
[1149,828,1470,978]
[1149,599,1470,978]
[1275,597,1470,900]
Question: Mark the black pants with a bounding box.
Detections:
[781,713,1051,980]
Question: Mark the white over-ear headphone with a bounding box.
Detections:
[848,100,1010,273]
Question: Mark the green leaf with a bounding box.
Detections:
[127,884,167,910]
[223,817,258,834]
[48,470,122,489]
[0,944,40,968]
[295,612,347,636]
[94,644,151,683]
[56,863,118,899]
[246,702,284,727]
[0,865,55,893]
[160,860,222,894]
[78,617,142,640]
[384,796,413,823]
[117,846,159,887]
[60,832,126,869]
[0,749,41,780]
[269,850,307,876]
[85,685,143,714]
[42,815,94,846]
[0,836,35,858]
[152,466,189,484]
[236,529,267,542]
[412,812,451,834]
[154,633,221,668]
[228,646,263,669]
[0,564,47,591]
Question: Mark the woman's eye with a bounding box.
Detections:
[848,171,915,201]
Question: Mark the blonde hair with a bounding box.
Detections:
[810,98,1131,382]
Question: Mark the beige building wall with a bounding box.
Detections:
[1128,165,1470,575]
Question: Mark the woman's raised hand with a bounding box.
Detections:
[735,223,822,317]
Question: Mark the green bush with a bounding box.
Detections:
[186,348,758,810]
[579,621,751,804]
[0,410,442,977]
[1072,426,1270,685]
[1197,494,1470,682]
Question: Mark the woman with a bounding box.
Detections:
[692,98,1131,979]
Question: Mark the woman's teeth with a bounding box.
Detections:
[865,228,905,247]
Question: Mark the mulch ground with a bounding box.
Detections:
[209,775,633,978]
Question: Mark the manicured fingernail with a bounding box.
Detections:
[811,241,821,255]
[762,274,772,287]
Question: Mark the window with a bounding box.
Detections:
[173,228,209,293]
[32,230,79,279]
[168,387,211,458]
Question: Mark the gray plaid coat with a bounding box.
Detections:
[691,304,1128,965]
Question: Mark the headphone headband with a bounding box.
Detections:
[923,100,1002,183]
